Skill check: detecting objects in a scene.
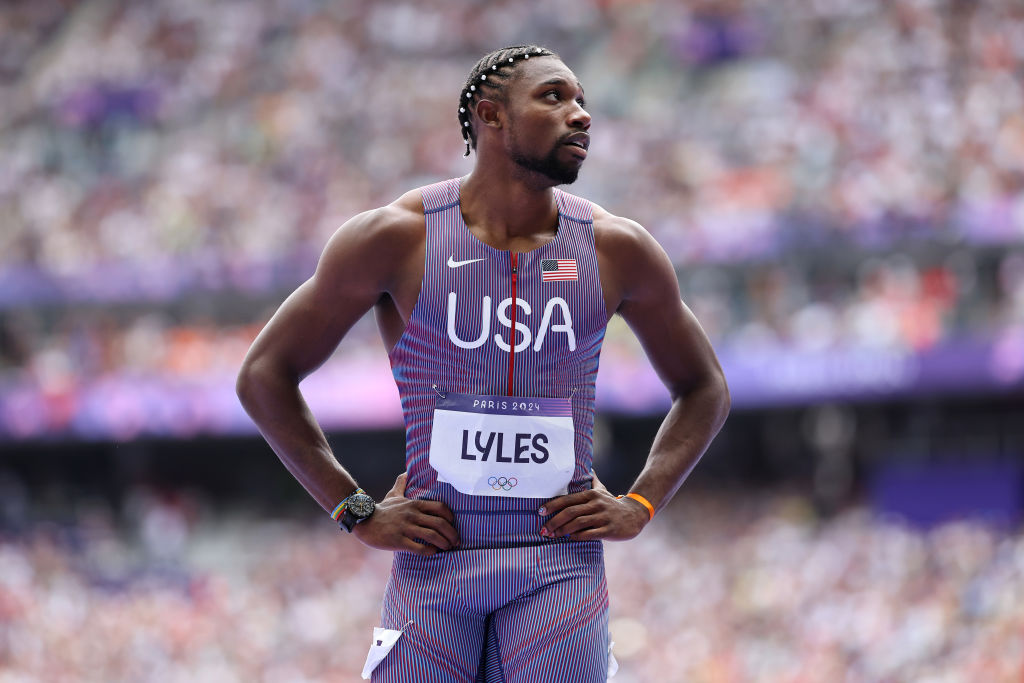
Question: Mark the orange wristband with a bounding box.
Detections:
[617,492,655,520]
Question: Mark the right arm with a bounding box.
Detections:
[235,202,459,555]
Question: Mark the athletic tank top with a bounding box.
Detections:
[387,177,608,549]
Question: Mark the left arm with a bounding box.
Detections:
[541,215,730,540]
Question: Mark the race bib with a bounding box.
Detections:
[429,393,575,498]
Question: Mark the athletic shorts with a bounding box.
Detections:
[367,540,611,682]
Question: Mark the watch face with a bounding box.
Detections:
[348,493,375,518]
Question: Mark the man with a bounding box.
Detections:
[236,45,729,682]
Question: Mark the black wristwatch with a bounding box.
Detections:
[338,489,376,532]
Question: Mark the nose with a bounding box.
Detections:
[569,102,591,130]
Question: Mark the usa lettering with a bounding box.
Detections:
[447,293,576,352]
[461,430,550,464]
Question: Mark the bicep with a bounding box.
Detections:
[243,215,390,382]
[615,234,723,397]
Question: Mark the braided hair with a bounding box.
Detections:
[457,45,558,157]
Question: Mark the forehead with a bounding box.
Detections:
[510,56,582,91]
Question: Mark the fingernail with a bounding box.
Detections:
[538,507,546,515]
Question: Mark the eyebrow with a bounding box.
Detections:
[538,78,586,100]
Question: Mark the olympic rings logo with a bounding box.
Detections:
[488,476,518,491]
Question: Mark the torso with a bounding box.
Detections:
[381,177,613,549]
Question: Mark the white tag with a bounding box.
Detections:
[608,640,619,677]
[361,621,410,679]
[429,393,575,498]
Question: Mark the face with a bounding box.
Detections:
[502,57,591,185]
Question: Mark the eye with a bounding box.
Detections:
[544,90,561,101]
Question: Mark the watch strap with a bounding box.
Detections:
[330,487,366,522]
[339,507,360,533]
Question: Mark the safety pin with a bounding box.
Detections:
[376,620,415,647]
[432,384,446,399]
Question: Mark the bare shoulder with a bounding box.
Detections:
[378,188,427,238]
[591,201,675,307]
[591,202,662,261]
[326,188,425,254]
[316,189,425,287]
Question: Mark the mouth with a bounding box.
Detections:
[563,133,590,151]
[563,133,590,158]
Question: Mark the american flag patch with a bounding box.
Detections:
[541,259,577,282]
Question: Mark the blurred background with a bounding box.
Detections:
[2,0,1024,680]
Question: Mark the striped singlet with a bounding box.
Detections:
[389,176,608,548]
[371,177,613,683]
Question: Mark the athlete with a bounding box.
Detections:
[236,45,730,682]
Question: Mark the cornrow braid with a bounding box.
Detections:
[457,45,558,157]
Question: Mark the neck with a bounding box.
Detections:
[459,152,559,244]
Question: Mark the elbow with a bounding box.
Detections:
[235,359,257,409]
[696,367,730,427]
[236,354,270,412]
[713,369,731,424]
[236,352,296,416]
[672,367,731,425]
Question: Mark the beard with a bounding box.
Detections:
[507,133,581,186]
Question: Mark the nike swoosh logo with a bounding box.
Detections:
[447,256,487,269]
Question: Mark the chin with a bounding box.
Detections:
[553,166,580,185]
[510,149,581,186]
[544,165,580,186]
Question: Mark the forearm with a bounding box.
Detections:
[540,376,728,542]
[627,375,730,514]
[236,360,358,513]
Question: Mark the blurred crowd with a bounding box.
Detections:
[0,488,1021,682]
[3,0,1024,433]
[3,0,1023,289]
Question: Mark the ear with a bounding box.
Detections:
[474,99,503,131]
